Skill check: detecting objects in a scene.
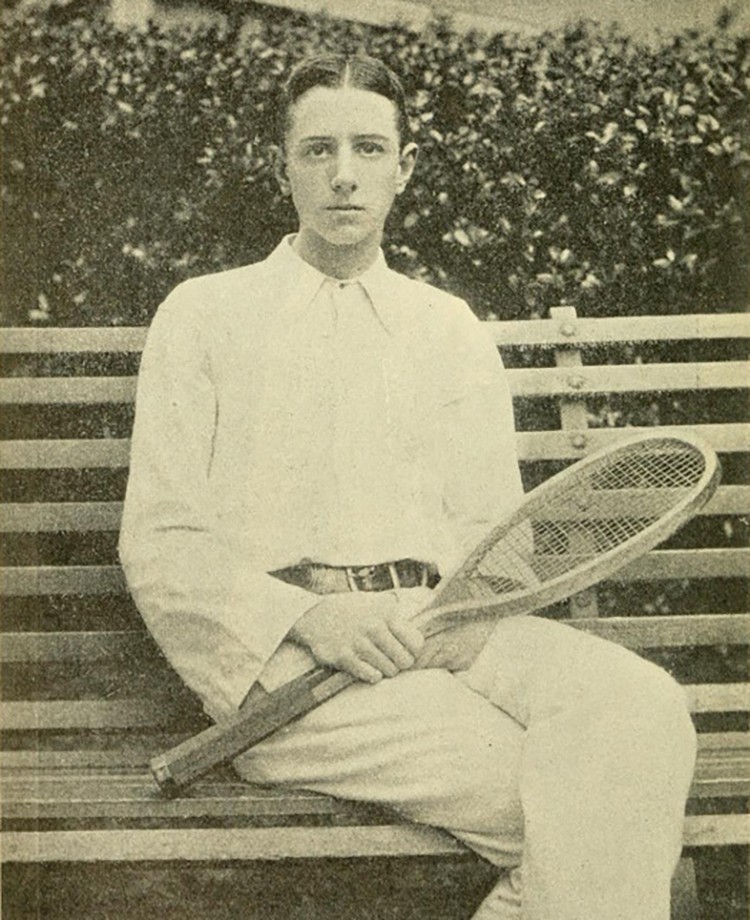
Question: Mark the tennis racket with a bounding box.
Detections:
[151,432,720,795]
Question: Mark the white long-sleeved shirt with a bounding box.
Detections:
[119,235,524,718]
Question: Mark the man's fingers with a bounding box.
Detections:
[340,655,384,684]
[367,631,415,672]
[386,615,425,658]
[358,643,402,678]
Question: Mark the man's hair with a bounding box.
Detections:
[276,54,410,147]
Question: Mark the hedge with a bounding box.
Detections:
[1,5,748,326]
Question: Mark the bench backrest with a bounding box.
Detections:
[1,306,748,786]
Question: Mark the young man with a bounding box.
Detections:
[120,54,696,919]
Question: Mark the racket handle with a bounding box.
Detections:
[150,667,355,796]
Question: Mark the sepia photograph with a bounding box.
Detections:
[1,1,748,918]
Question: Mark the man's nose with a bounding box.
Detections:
[330,148,357,192]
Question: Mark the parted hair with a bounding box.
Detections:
[276,54,411,147]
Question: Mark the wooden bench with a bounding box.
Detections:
[2,306,748,918]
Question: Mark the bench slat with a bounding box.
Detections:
[0,746,189,771]
[0,824,466,862]
[489,313,750,347]
[3,486,748,534]
[512,362,750,398]
[0,778,382,821]
[3,747,746,820]
[3,549,747,597]
[1,700,178,730]
[0,502,123,532]
[518,425,750,459]
[1,439,130,469]
[609,548,750,582]
[571,613,750,648]
[4,425,747,473]
[0,377,136,405]
[1,328,149,354]
[683,814,750,847]
[1,565,126,595]
[1,731,745,774]
[685,683,750,713]
[0,631,145,662]
[3,314,749,355]
[3,615,747,663]
[612,548,750,581]
[3,362,748,405]
[2,683,745,732]
[3,815,747,864]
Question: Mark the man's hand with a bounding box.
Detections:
[288,590,427,683]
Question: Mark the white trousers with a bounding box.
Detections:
[233,617,697,920]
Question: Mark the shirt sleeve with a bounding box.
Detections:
[118,287,316,718]
[437,306,525,575]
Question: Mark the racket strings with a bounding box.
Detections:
[446,440,708,602]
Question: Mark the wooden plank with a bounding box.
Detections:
[684,683,750,713]
[2,743,747,821]
[2,682,742,733]
[2,734,736,773]
[2,314,747,355]
[0,632,145,663]
[5,484,747,534]
[0,377,136,405]
[1,565,126,596]
[3,814,747,863]
[0,700,180,731]
[518,425,750,460]
[570,614,750,649]
[0,439,131,470]
[3,614,745,664]
[692,760,750,798]
[682,814,750,847]
[0,741,192,771]
[2,361,747,406]
[0,824,465,863]
[0,779,382,822]
[611,548,750,582]
[0,502,122,532]
[697,732,750,750]
[509,362,750,398]
[2,549,747,597]
[489,313,750,347]
[1,425,748,473]
[1,327,148,355]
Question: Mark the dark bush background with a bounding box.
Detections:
[2,2,748,326]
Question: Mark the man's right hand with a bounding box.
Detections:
[287,591,426,684]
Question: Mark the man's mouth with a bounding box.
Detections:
[327,205,365,211]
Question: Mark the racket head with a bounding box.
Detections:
[417,432,721,635]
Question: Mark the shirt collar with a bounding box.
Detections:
[266,235,399,334]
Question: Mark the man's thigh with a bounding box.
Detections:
[233,668,525,864]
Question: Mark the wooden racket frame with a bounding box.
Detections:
[413,431,721,634]
[151,432,720,796]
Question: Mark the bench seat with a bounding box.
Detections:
[2,308,748,918]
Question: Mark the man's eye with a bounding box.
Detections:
[305,143,331,157]
[357,141,385,155]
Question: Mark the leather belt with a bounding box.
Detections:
[269,558,440,594]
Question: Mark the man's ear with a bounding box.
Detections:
[271,145,291,196]
[396,142,419,195]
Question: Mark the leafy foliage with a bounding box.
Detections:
[1,7,748,325]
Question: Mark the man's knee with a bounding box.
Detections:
[611,658,697,765]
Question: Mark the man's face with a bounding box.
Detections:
[278,85,416,254]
